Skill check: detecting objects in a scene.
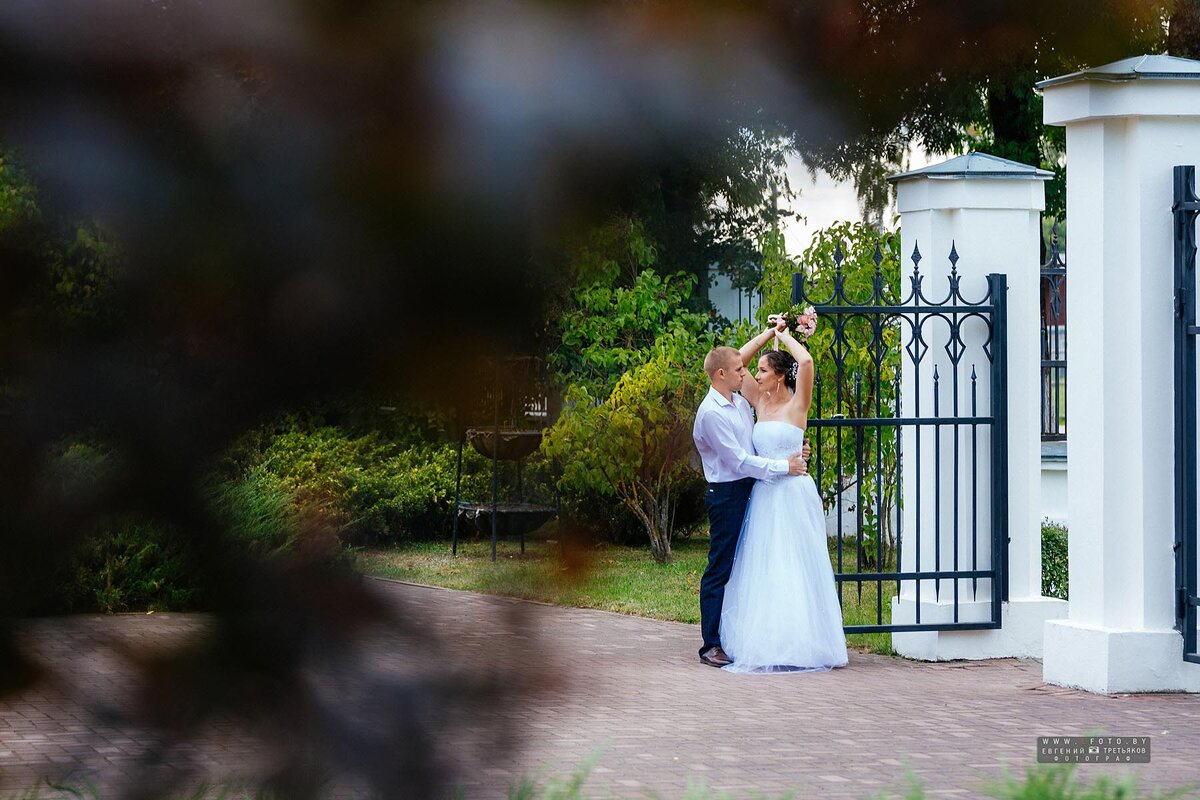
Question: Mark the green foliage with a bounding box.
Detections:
[551,266,709,397]
[983,763,1196,800]
[598,127,795,313]
[702,127,798,294]
[546,233,715,557]
[1,148,123,325]
[544,328,713,563]
[558,489,651,546]
[67,517,204,614]
[208,465,299,554]
[47,415,506,614]
[757,226,799,325]
[0,151,40,232]
[757,221,903,569]
[499,761,1197,800]
[562,215,659,288]
[37,441,198,613]
[1042,522,1068,601]
[36,441,190,613]
[242,419,494,544]
[797,12,1174,223]
[555,474,706,548]
[507,754,601,800]
[44,439,116,493]
[953,68,1066,221]
[47,222,122,322]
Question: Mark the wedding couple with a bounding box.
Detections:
[692,318,849,674]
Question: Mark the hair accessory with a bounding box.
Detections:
[788,362,799,382]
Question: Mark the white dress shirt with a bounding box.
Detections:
[692,386,790,483]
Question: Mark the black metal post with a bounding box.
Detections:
[1173,164,1199,661]
[517,458,525,554]
[988,273,1010,613]
[491,364,500,563]
[912,249,923,625]
[451,428,465,556]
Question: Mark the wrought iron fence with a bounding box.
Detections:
[794,240,1007,633]
[1041,224,1067,441]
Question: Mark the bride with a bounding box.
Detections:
[719,319,849,674]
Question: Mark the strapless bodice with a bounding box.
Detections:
[752,420,807,460]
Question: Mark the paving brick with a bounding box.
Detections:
[3,580,1200,798]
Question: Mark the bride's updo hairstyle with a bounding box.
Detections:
[762,350,798,391]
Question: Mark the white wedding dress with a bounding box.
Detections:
[719,421,849,674]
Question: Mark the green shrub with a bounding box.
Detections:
[66,517,204,614]
[242,420,502,544]
[40,440,202,614]
[53,406,559,613]
[544,330,711,564]
[560,473,706,548]
[558,488,645,546]
[1042,521,1068,600]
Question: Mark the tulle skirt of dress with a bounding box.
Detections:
[719,473,849,674]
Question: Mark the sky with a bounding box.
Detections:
[780,146,938,256]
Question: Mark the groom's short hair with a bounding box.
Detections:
[703,346,739,378]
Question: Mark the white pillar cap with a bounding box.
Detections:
[888,153,1050,212]
[1038,54,1200,126]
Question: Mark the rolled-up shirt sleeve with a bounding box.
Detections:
[697,408,789,481]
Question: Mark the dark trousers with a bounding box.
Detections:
[699,477,754,656]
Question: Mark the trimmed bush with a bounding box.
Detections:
[1042,521,1068,600]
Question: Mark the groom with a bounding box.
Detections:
[693,326,809,668]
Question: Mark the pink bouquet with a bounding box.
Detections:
[789,305,818,340]
[768,306,819,342]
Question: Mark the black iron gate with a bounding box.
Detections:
[793,241,1008,633]
[1173,164,1200,664]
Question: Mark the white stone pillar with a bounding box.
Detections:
[1039,55,1200,693]
[888,153,1068,660]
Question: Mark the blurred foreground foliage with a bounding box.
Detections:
[0,0,1185,795]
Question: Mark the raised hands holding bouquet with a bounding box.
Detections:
[766,305,818,349]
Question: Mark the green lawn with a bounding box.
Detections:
[355,532,897,655]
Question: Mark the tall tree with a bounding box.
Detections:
[786,0,1172,221]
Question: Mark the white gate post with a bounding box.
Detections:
[1039,55,1200,693]
[889,153,1068,660]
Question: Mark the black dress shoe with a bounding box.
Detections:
[700,646,732,667]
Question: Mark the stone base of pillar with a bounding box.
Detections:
[1042,620,1200,694]
[890,597,1067,660]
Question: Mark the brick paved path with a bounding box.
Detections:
[4,579,1200,798]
